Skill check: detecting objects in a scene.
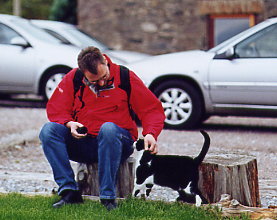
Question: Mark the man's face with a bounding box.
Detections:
[84,59,110,87]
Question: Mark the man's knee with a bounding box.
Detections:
[39,122,67,142]
[98,122,119,139]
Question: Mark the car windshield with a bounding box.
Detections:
[208,19,273,53]
[12,18,61,44]
[66,28,110,51]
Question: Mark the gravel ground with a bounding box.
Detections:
[0,107,276,207]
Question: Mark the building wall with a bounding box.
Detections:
[263,0,277,20]
[78,0,277,55]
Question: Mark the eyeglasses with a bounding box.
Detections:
[83,76,115,97]
[84,74,109,86]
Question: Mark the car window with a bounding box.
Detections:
[43,28,72,44]
[0,23,21,44]
[67,28,109,50]
[12,18,61,44]
[235,24,277,58]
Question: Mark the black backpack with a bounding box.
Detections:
[73,65,135,120]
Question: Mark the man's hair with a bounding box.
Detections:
[77,46,106,75]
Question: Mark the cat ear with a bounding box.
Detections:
[135,138,145,151]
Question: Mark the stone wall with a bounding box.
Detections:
[78,0,277,55]
[263,0,277,20]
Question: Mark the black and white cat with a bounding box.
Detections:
[133,130,210,207]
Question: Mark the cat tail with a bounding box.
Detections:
[194,130,210,165]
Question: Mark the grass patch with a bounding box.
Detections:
[0,193,250,220]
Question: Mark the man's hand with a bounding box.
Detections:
[144,134,158,154]
[66,121,87,139]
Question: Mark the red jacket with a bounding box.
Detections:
[47,55,165,140]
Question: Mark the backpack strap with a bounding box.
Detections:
[73,68,85,109]
[119,65,135,120]
[73,68,84,97]
[119,65,131,102]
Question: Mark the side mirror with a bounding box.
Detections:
[10,36,29,47]
[225,47,235,58]
[214,47,236,59]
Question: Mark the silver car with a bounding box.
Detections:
[128,17,277,129]
[0,14,80,100]
[30,19,150,65]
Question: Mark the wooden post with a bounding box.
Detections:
[13,0,21,16]
[198,153,260,207]
[76,157,135,198]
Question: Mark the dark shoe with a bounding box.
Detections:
[100,199,117,211]
[53,190,83,208]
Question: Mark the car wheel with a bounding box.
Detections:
[0,93,11,100]
[153,80,203,129]
[41,69,67,100]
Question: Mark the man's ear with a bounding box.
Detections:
[103,55,108,65]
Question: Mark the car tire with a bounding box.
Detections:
[41,68,69,100]
[153,80,203,129]
[0,93,11,100]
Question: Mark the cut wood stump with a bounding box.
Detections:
[76,157,135,198]
[76,152,260,207]
[198,153,260,207]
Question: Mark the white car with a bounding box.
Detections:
[128,17,277,129]
[30,19,150,65]
[0,14,81,100]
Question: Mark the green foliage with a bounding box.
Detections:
[0,0,13,15]
[49,0,77,24]
[0,193,250,220]
[21,0,53,19]
[0,0,53,19]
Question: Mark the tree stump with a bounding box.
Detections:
[198,153,260,207]
[76,157,135,198]
[76,153,260,207]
